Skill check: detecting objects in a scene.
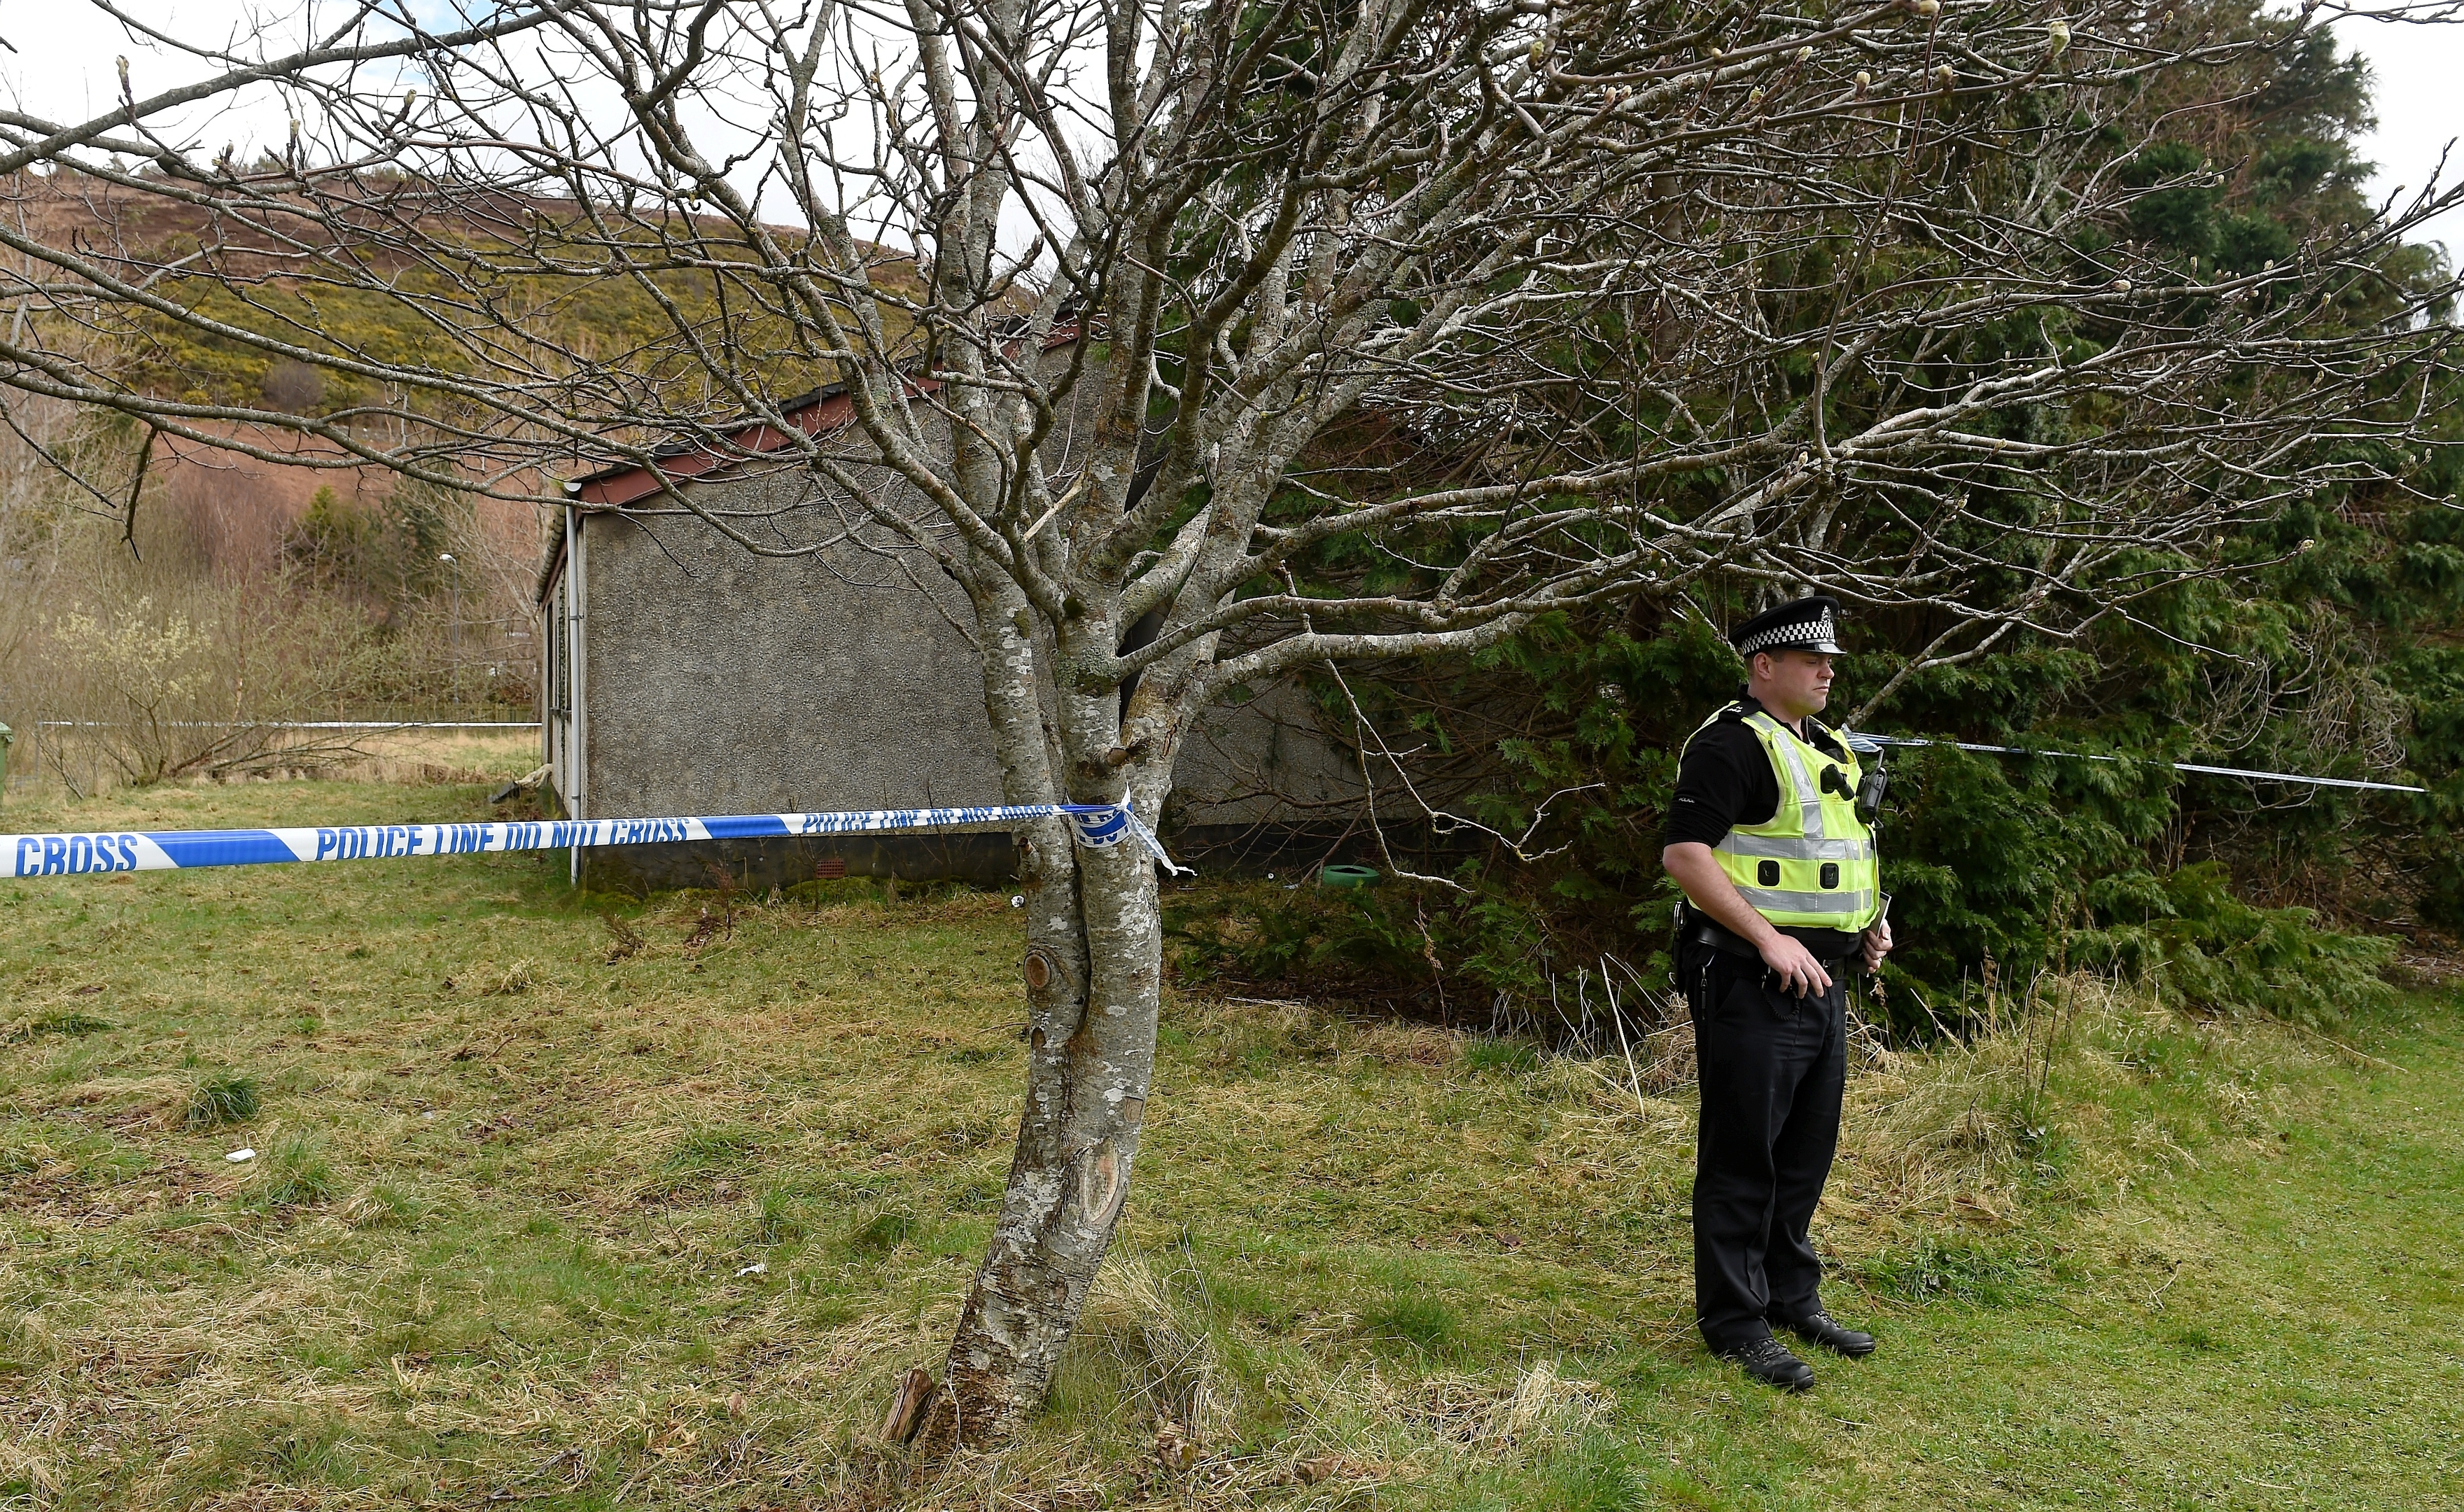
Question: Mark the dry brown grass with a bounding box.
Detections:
[4,777,2451,1509]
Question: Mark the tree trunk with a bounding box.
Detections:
[919,800,1163,1448]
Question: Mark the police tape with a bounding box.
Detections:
[1858,735,2426,794]
[2,802,1190,881]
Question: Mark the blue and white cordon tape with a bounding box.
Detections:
[1849,734,2426,794]
[2,802,1188,881]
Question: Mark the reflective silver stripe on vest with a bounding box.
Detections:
[1742,712,1826,840]
[1735,886,1876,916]
[1714,833,1875,862]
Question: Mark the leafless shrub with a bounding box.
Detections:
[0,452,533,792]
[17,578,374,789]
[259,360,324,414]
[603,913,645,962]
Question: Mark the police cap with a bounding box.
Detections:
[1730,594,1845,658]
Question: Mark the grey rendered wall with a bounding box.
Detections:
[580,470,1006,821]
[1171,681,1365,827]
[568,368,1382,887]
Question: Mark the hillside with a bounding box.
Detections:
[0,169,922,755]
[6,167,918,423]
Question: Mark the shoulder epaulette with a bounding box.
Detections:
[1680,700,1755,755]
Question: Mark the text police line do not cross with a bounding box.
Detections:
[3,803,1182,881]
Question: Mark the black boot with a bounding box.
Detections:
[1775,1309,1876,1358]
[1718,1336,1815,1392]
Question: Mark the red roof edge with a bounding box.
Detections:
[565,324,1085,510]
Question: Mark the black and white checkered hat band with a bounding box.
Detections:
[1737,615,1837,655]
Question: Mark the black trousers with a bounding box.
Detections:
[1683,941,1848,1351]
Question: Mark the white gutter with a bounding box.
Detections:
[564,501,587,883]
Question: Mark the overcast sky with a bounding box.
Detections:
[2,3,2458,259]
[2337,13,2464,257]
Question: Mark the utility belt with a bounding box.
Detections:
[1674,901,1861,967]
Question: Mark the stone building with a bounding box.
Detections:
[537,370,1364,890]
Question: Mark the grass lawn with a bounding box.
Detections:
[2,777,2459,1510]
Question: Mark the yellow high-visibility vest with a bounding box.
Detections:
[1685,704,1882,932]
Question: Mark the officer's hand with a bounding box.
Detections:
[1758,934,1832,998]
[1862,917,1894,972]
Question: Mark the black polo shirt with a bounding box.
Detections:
[1665,689,1864,956]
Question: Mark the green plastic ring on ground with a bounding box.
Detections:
[1320,864,1382,889]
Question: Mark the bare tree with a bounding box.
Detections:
[0,0,2456,1441]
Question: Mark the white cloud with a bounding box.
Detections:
[2338,14,2464,259]
[4,3,339,161]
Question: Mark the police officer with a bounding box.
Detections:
[1660,594,1892,1392]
